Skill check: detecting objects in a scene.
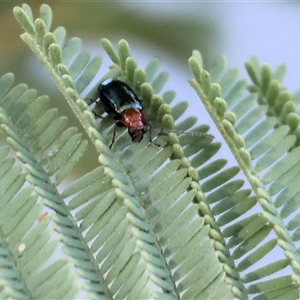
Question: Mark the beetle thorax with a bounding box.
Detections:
[121,108,146,129]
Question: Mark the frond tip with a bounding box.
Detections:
[189,49,300,299]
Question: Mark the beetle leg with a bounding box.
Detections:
[88,98,104,119]
[93,111,103,119]
[109,124,118,149]
[148,124,153,143]
[148,124,161,147]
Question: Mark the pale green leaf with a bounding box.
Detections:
[145,57,160,82]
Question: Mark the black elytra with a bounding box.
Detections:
[98,78,142,114]
[97,78,153,148]
[95,78,214,149]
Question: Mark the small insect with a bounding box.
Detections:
[96,78,153,148]
[95,78,214,149]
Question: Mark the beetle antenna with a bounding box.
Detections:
[157,128,214,139]
[147,124,161,147]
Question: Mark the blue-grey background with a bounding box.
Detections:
[1,2,299,132]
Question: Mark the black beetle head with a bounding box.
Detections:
[128,126,149,143]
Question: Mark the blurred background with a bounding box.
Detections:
[1,1,300,113]
[1,1,300,122]
[1,0,299,174]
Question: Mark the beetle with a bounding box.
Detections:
[94,78,215,149]
[96,78,153,148]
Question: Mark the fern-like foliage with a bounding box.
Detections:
[0,2,299,300]
[189,52,300,299]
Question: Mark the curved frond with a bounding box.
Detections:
[10,3,235,299]
[0,72,106,298]
[245,56,300,147]
[189,51,300,299]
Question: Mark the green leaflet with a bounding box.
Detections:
[0,77,91,298]
[189,48,300,300]
[3,2,300,300]
[0,235,31,299]
[9,2,228,299]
